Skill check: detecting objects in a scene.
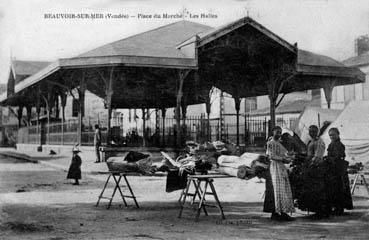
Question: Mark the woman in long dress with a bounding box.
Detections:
[67,147,82,185]
[265,126,295,221]
[326,128,353,215]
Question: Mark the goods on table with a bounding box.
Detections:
[216,153,269,179]
[106,151,157,175]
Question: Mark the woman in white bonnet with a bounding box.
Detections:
[67,146,82,185]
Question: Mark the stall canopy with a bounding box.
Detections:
[293,106,342,144]
[320,101,369,164]
[0,17,365,146]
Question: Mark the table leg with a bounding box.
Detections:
[112,174,128,207]
[178,179,192,218]
[361,174,369,196]
[191,179,202,204]
[196,180,209,221]
[107,175,122,209]
[96,174,111,207]
[123,175,139,208]
[351,173,360,195]
[178,188,186,202]
[209,180,225,220]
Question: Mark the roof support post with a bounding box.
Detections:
[268,93,277,133]
[105,67,115,145]
[234,97,241,147]
[181,102,187,143]
[77,72,86,146]
[205,94,211,142]
[323,80,335,109]
[36,89,41,145]
[142,108,146,147]
[60,93,67,145]
[17,105,23,128]
[161,108,166,147]
[26,105,32,126]
[46,90,53,145]
[175,69,190,147]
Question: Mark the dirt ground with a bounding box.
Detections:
[1,156,369,240]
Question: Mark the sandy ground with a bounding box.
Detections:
[1,156,369,240]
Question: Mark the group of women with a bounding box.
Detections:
[264,125,353,221]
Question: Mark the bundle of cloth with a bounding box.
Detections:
[106,151,157,175]
[216,152,269,179]
[161,151,213,192]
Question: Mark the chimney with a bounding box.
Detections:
[355,35,369,56]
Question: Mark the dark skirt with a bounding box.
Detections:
[298,162,330,214]
[328,172,353,210]
[263,169,275,213]
[67,163,81,180]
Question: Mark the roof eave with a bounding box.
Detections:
[297,64,366,82]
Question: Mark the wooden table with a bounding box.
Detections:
[351,171,369,196]
[178,174,232,221]
[95,171,140,209]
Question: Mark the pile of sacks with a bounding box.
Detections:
[106,151,158,175]
[216,152,269,180]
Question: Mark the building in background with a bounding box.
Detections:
[321,35,369,109]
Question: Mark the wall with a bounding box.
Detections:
[321,65,369,109]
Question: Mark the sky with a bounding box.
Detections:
[0,0,368,84]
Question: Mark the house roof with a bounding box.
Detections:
[342,52,369,67]
[248,98,321,116]
[77,20,212,59]
[298,49,345,67]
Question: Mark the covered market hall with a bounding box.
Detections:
[0,17,365,153]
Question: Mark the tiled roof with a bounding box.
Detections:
[77,20,212,59]
[11,60,51,76]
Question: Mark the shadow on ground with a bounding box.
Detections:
[1,199,369,240]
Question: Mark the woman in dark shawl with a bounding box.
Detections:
[326,128,353,215]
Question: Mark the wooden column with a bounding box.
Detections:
[105,67,115,145]
[36,92,41,145]
[17,105,23,128]
[175,70,190,147]
[269,95,278,132]
[142,108,146,147]
[205,95,211,142]
[55,97,60,119]
[77,76,86,145]
[26,105,32,126]
[181,102,187,143]
[234,97,241,147]
[60,93,67,145]
[323,80,335,109]
[46,91,53,145]
[161,108,166,147]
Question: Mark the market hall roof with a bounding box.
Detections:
[78,21,212,59]
[11,60,51,84]
[0,17,365,107]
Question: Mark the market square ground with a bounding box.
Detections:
[0,152,369,240]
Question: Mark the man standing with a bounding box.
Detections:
[94,124,102,163]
